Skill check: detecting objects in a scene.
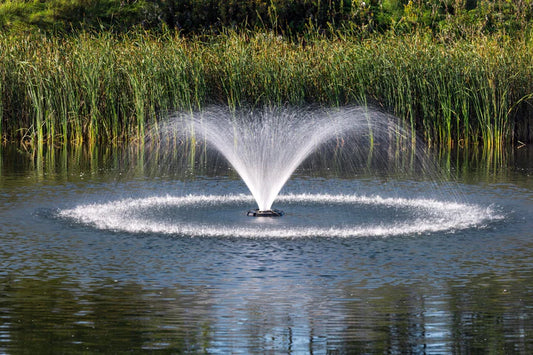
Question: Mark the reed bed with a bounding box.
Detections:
[0,29,532,149]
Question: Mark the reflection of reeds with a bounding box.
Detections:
[0,30,531,149]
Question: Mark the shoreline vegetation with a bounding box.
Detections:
[0,0,532,150]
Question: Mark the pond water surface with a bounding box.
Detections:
[0,145,532,353]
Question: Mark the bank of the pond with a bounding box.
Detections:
[0,30,532,148]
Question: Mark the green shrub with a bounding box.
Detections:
[1,0,531,37]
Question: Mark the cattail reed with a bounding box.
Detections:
[0,29,531,149]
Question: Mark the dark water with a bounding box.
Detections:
[1,145,532,353]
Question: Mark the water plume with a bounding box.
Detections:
[159,106,404,212]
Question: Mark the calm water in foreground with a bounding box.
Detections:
[0,145,532,354]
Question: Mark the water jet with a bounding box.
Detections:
[161,105,404,216]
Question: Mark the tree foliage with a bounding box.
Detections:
[1,0,532,36]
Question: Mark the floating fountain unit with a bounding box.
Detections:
[247,209,284,217]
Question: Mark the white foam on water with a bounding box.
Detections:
[58,194,502,238]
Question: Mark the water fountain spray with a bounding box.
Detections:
[59,105,499,236]
[169,106,378,216]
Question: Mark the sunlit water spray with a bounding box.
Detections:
[162,106,405,213]
[58,105,503,237]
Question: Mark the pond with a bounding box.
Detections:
[0,143,532,353]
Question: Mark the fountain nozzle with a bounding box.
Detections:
[247,209,284,217]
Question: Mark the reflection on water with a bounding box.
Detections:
[1,270,532,353]
[0,144,532,353]
[1,141,531,186]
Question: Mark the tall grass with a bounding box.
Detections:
[0,29,532,149]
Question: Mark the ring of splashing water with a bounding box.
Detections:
[59,194,500,238]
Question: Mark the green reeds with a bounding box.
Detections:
[0,29,531,149]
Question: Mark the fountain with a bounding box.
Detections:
[164,106,398,217]
[58,105,500,237]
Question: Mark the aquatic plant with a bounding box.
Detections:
[0,29,532,149]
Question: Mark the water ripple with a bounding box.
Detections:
[58,194,502,238]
